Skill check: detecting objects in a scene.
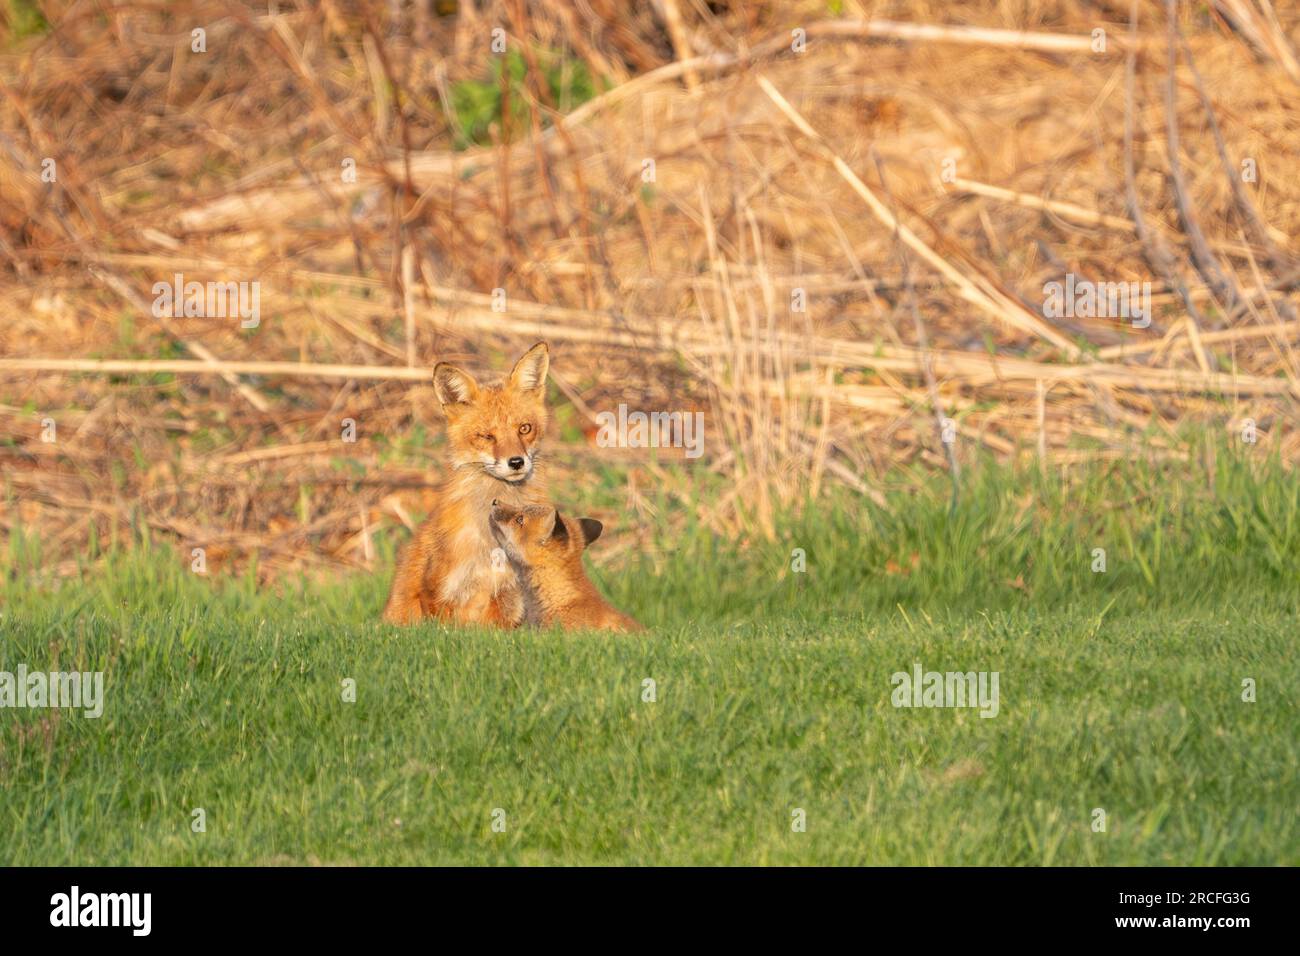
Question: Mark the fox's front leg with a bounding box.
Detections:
[449,577,524,628]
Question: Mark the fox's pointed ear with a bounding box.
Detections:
[433,363,479,409]
[549,509,568,545]
[508,342,549,394]
[578,518,603,547]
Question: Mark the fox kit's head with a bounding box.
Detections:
[433,342,549,484]
[488,502,603,566]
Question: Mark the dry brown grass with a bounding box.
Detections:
[2,0,1298,580]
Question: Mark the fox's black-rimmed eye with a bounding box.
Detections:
[519,423,532,435]
[478,433,495,443]
[515,515,525,525]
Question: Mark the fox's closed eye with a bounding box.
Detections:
[478,433,495,442]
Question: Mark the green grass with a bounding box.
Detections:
[1,0,49,45]
[448,48,599,150]
[1,448,1297,865]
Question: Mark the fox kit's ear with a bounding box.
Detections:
[509,342,549,394]
[433,363,479,409]
[578,518,603,547]
[549,509,569,544]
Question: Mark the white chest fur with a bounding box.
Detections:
[438,516,514,605]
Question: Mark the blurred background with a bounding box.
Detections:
[1,0,1298,583]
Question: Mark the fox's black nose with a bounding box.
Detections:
[507,456,526,471]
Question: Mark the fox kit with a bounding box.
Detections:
[488,502,643,633]
[382,342,551,626]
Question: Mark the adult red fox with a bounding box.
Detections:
[382,342,551,626]
[488,502,643,633]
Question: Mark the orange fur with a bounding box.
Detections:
[382,343,551,627]
[488,503,643,633]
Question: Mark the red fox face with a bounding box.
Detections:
[433,342,549,483]
[488,502,603,564]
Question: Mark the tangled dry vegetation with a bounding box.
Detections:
[1,0,1298,580]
